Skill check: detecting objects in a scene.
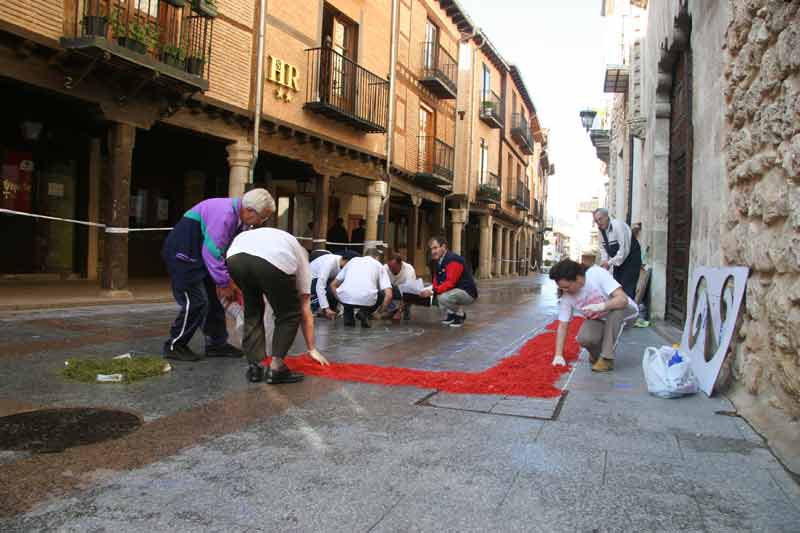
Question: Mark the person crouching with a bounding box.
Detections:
[331,246,392,328]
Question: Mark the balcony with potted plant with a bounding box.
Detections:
[476,172,501,204]
[60,0,213,93]
[479,90,503,129]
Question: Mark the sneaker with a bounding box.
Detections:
[206,342,243,358]
[591,357,614,372]
[246,363,265,383]
[449,313,466,328]
[163,342,203,362]
[441,313,457,325]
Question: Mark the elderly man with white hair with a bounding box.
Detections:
[161,188,274,362]
[592,207,642,300]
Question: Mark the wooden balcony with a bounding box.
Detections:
[60,0,214,93]
[304,47,389,133]
[419,42,457,99]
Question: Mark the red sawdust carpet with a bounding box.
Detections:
[264,319,583,398]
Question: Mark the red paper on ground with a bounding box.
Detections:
[266,319,583,398]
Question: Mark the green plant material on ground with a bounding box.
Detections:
[63,356,169,384]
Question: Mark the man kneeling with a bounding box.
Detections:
[420,236,478,328]
[549,258,638,372]
[331,246,392,328]
[226,227,329,384]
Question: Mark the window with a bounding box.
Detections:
[321,4,359,107]
[482,63,490,98]
[512,92,517,116]
[479,138,488,183]
[418,105,434,172]
[424,19,439,70]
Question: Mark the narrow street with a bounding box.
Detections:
[1,276,797,532]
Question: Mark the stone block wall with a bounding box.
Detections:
[722,0,800,470]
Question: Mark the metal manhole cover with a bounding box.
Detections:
[0,408,142,453]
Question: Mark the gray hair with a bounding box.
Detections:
[592,207,609,218]
[242,188,275,214]
[364,245,384,259]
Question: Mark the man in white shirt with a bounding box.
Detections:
[226,227,329,384]
[384,254,420,321]
[331,246,393,328]
[548,258,639,372]
[593,208,642,300]
[309,249,359,319]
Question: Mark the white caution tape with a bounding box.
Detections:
[1,208,172,233]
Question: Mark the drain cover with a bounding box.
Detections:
[0,408,142,453]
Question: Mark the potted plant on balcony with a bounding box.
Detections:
[481,100,496,117]
[111,12,159,54]
[477,183,500,202]
[160,43,187,69]
[191,0,218,18]
[185,54,205,76]
[81,0,109,37]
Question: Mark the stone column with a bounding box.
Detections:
[407,195,422,266]
[366,180,387,242]
[479,215,493,279]
[449,208,468,255]
[86,138,102,280]
[102,123,135,296]
[510,230,518,276]
[226,139,254,198]
[494,224,503,277]
[313,175,331,250]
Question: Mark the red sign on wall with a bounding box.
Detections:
[1,151,33,212]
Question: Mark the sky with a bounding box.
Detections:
[457,0,611,251]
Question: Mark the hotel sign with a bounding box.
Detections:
[268,55,299,102]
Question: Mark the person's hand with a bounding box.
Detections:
[581,302,606,314]
[308,348,330,366]
[552,355,566,366]
[323,308,337,320]
[419,289,432,298]
[601,261,610,270]
[217,284,235,301]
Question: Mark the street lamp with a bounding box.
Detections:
[579,109,597,132]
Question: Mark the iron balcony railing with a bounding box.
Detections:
[62,0,214,84]
[479,90,504,128]
[511,113,534,154]
[476,172,501,202]
[533,198,540,221]
[516,181,530,210]
[420,42,458,99]
[417,137,454,183]
[305,47,389,133]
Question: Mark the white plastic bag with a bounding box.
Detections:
[222,297,274,352]
[642,346,699,399]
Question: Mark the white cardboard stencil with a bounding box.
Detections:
[679,267,749,396]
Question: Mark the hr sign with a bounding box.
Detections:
[268,56,299,102]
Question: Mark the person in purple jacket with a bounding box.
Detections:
[161,188,275,361]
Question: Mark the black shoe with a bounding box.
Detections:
[246,363,265,383]
[266,366,304,385]
[206,342,243,358]
[360,317,371,328]
[163,342,203,362]
[344,319,356,327]
[402,307,411,321]
[441,313,456,325]
[449,313,466,328]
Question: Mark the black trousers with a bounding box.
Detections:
[310,278,340,313]
[343,291,385,323]
[167,274,227,350]
[227,253,301,365]
[613,239,643,300]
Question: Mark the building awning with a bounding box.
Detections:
[604,64,629,93]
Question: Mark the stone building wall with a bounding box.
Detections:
[721,0,800,472]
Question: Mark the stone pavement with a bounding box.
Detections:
[0,275,798,532]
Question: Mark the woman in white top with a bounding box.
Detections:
[549,259,639,372]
